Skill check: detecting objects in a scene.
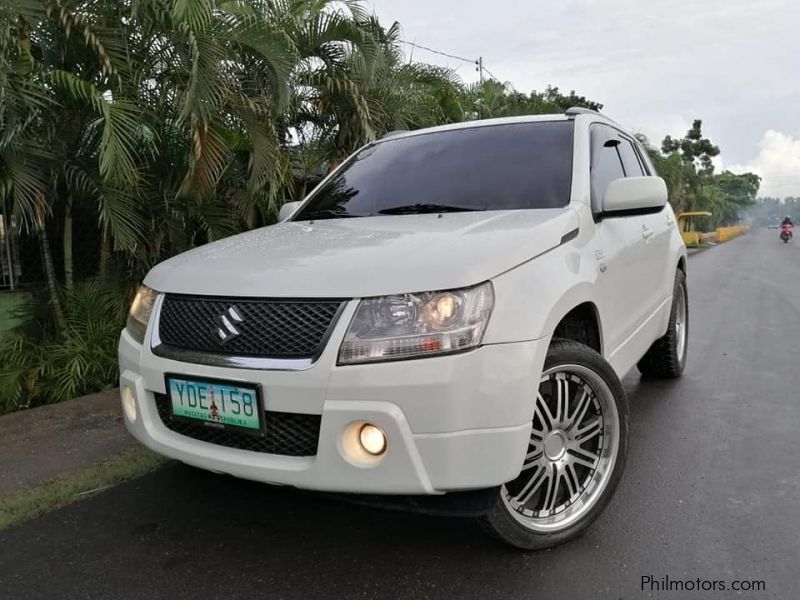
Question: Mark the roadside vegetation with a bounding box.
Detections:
[638,120,760,228]
[0,0,760,413]
[0,445,165,531]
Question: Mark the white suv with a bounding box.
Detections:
[119,108,688,549]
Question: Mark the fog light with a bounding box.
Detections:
[359,423,387,456]
[121,386,137,422]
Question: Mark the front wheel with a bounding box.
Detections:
[478,339,630,550]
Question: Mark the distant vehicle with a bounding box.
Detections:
[119,108,688,550]
[678,211,714,247]
[767,219,780,229]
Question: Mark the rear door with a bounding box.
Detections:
[590,125,651,354]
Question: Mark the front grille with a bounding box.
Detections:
[157,295,344,358]
[154,393,321,456]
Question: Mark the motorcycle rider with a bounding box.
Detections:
[780,215,794,241]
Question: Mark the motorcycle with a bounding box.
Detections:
[780,223,793,243]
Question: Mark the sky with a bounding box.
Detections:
[368,0,800,198]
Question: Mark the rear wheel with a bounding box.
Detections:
[478,339,630,550]
[637,270,688,378]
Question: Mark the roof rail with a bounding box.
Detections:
[381,129,408,139]
[564,106,603,117]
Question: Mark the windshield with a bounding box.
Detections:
[293,121,573,220]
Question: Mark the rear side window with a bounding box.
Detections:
[294,121,574,219]
[636,142,655,175]
[618,140,645,177]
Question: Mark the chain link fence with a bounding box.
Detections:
[0,213,22,291]
[1,218,45,295]
[1,213,31,334]
[1,206,105,334]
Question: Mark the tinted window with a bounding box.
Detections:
[591,138,626,209]
[618,140,645,177]
[636,143,655,175]
[294,121,574,219]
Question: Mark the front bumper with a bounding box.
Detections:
[119,326,548,495]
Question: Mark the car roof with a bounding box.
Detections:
[378,114,569,143]
[377,112,623,144]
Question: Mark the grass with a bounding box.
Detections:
[0,446,168,532]
[0,290,32,335]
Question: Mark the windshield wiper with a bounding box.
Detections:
[377,203,484,215]
[295,209,362,220]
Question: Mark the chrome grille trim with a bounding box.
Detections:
[149,294,346,371]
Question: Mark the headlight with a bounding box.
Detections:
[338,282,494,364]
[126,285,157,344]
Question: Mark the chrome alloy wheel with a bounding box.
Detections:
[502,364,620,533]
[674,284,688,363]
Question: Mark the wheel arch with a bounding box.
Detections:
[551,301,603,355]
[677,255,686,274]
[484,249,607,348]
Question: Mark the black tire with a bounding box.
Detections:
[478,339,630,550]
[637,270,688,378]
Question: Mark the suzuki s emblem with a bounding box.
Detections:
[217,306,243,344]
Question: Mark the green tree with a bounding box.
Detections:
[710,171,760,224]
[464,81,602,120]
[639,122,759,224]
[661,119,720,174]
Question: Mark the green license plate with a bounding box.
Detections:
[166,375,263,435]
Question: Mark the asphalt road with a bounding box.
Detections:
[2,228,799,600]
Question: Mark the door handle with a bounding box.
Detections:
[642,225,654,239]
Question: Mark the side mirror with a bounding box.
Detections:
[601,176,667,217]
[278,201,302,221]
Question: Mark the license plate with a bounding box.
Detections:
[166,375,263,435]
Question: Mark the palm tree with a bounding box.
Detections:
[1,1,65,327]
[1,0,619,411]
[286,7,464,168]
[2,0,301,282]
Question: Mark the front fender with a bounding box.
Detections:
[484,243,604,349]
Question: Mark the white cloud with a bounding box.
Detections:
[623,114,691,148]
[727,131,800,198]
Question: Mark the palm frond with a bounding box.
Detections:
[178,117,232,198]
[172,0,214,30]
[96,183,146,253]
[49,70,150,184]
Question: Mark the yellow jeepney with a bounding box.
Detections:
[677,211,715,247]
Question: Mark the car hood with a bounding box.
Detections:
[145,208,579,298]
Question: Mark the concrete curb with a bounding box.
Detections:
[0,389,136,498]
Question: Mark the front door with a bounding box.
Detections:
[589,125,654,356]
[617,137,673,313]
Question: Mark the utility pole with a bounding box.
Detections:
[475,57,485,119]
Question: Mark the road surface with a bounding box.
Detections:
[1,228,798,599]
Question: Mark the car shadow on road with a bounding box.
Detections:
[0,455,650,599]
[0,374,699,600]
